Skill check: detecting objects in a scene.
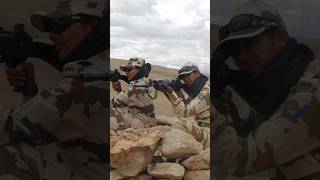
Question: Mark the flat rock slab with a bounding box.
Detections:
[161,128,203,159]
[147,162,185,179]
[111,128,161,177]
[182,148,210,170]
[184,170,210,180]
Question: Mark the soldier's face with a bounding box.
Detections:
[49,22,92,60]
[230,31,286,75]
[126,67,140,81]
[182,71,200,86]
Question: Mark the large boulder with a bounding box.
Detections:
[184,170,210,180]
[147,162,185,179]
[182,148,210,170]
[110,128,161,177]
[161,128,203,159]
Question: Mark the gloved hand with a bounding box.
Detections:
[112,81,122,92]
[6,62,38,97]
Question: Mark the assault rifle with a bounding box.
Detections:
[0,24,33,67]
[0,23,59,93]
[149,79,184,93]
[78,69,127,83]
[0,23,59,69]
[135,79,187,100]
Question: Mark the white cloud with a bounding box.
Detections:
[110,0,210,73]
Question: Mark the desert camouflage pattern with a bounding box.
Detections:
[168,80,210,127]
[213,60,320,179]
[112,77,157,130]
[119,58,145,72]
[31,0,107,32]
[161,79,210,148]
[177,61,200,77]
[0,51,107,180]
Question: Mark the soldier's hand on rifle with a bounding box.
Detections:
[162,84,173,93]
[112,81,122,92]
[6,62,38,96]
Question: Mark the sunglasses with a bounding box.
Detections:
[43,16,83,33]
[219,14,281,42]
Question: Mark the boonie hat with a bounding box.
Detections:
[218,0,286,48]
[120,57,146,71]
[30,0,106,32]
[177,61,199,78]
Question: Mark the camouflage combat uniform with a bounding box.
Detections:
[169,80,210,127]
[165,62,210,148]
[111,58,156,130]
[212,1,320,179]
[0,51,108,180]
[213,59,320,179]
[112,77,156,130]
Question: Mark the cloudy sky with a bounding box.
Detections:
[212,0,320,38]
[110,0,210,73]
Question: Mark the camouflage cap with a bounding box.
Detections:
[120,57,146,71]
[218,0,286,48]
[177,61,199,78]
[31,0,106,32]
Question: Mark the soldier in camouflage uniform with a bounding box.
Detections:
[0,0,108,179]
[111,57,157,130]
[213,0,320,179]
[160,62,210,148]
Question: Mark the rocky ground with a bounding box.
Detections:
[110,117,210,180]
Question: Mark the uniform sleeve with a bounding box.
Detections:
[168,84,210,117]
[213,74,320,176]
[0,78,100,146]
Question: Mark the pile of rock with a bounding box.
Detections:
[110,126,210,180]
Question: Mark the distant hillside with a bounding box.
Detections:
[110,58,178,80]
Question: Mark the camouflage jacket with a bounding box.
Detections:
[213,60,320,179]
[167,80,210,127]
[0,51,108,179]
[112,77,156,129]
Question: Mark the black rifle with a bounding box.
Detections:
[135,79,187,100]
[0,24,33,67]
[78,69,127,83]
[0,23,59,68]
[212,49,230,98]
[150,79,184,93]
[0,23,59,93]
[212,48,252,137]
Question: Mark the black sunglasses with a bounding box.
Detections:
[219,13,281,42]
[43,16,83,33]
